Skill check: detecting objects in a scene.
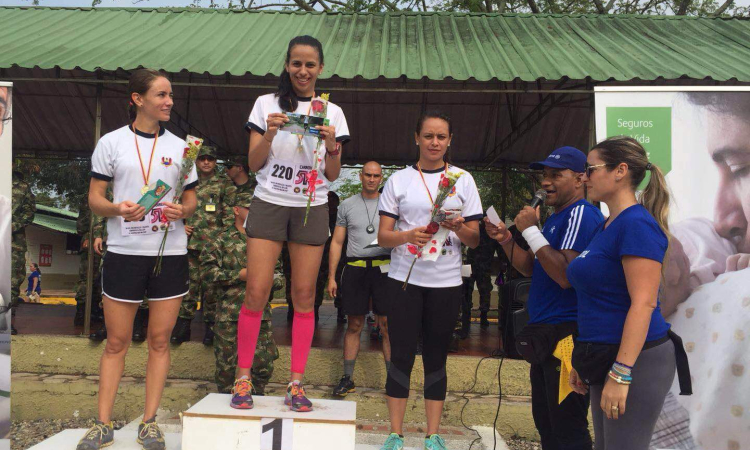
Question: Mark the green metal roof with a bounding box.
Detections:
[35,204,79,219]
[33,214,77,235]
[1,7,750,81]
[33,205,78,234]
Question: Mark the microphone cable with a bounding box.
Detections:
[458,234,516,450]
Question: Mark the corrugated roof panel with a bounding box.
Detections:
[2,8,750,82]
[33,214,77,235]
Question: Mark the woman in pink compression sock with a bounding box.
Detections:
[232,35,350,412]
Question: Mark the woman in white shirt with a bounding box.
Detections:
[234,35,349,413]
[79,69,198,450]
[377,111,483,450]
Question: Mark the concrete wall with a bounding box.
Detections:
[24,226,79,291]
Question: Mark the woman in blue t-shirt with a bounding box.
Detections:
[26,263,41,303]
[566,136,679,450]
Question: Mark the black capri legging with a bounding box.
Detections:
[385,278,462,401]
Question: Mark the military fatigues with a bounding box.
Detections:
[74,194,106,320]
[201,224,282,394]
[182,170,234,322]
[462,224,497,314]
[11,171,35,306]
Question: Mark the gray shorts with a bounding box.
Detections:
[245,197,329,246]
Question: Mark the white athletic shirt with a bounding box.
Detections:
[91,125,199,256]
[379,165,483,288]
[246,93,350,207]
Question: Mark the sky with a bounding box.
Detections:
[1,0,749,8]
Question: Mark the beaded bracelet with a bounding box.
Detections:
[611,364,632,377]
[608,370,632,385]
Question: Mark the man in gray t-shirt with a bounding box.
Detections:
[327,161,392,397]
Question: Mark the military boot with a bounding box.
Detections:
[132,308,148,343]
[202,322,214,346]
[89,322,107,341]
[170,317,191,344]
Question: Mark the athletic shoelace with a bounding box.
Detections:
[139,422,161,440]
[233,378,252,397]
[83,423,109,441]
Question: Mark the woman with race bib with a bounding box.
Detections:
[79,69,198,450]
[232,35,349,412]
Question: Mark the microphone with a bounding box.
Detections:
[529,189,547,209]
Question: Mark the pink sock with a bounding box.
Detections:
[291,311,315,375]
[237,306,263,369]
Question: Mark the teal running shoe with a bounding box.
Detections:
[424,434,448,450]
[380,433,404,450]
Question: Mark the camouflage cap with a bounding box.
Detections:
[197,145,217,159]
[225,189,253,209]
[223,154,249,171]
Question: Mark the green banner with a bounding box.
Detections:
[606,107,671,187]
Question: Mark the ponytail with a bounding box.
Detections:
[276,35,324,112]
[640,163,671,238]
[592,136,672,239]
[277,69,295,112]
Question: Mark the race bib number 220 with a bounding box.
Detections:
[265,159,313,196]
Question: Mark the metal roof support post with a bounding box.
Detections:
[501,165,508,221]
[84,75,103,337]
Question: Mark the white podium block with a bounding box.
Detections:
[182,393,356,450]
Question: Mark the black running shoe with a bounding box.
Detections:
[333,375,356,397]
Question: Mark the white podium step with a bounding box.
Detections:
[181,393,356,450]
[26,429,182,450]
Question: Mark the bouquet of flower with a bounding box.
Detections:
[402,171,463,289]
[154,135,202,275]
[303,93,329,226]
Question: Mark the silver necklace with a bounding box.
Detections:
[361,193,377,234]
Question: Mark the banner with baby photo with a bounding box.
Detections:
[0,81,13,444]
[595,87,750,450]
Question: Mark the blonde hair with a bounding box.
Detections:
[592,136,671,239]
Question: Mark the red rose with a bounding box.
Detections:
[440,178,451,188]
[194,140,200,145]
[407,245,418,255]
[429,247,437,254]
[426,222,439,234]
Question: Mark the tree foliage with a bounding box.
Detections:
[87,0,747,16]
[15,159,91,211]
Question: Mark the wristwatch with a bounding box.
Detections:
[327,142,341,157]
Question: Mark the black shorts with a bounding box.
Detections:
[101,251,189,303]
[245,197,329,246]
[340,263,391,316]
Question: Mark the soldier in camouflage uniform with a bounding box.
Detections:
[201,189,280,395]
[459,221,498,336]
[74,191,106,326]
[172,145,234,345]
[11,169,36,335]
[221,155,256,229]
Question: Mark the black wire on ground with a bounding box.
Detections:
[459,350,506,450]
[458,228,519,450]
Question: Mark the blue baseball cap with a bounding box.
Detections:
[529,146,586,173]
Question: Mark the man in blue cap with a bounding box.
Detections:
[486,146,604,450]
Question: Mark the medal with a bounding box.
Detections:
[133,124,159,196]
[366,224,375,234]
